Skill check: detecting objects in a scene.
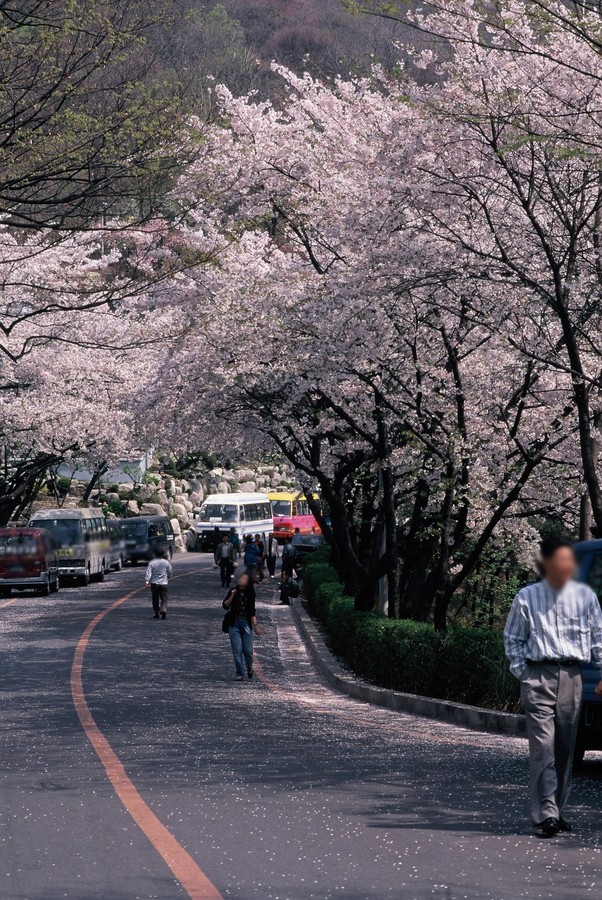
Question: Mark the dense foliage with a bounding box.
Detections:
[304,553,519,711]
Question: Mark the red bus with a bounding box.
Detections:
[269,491,321,543]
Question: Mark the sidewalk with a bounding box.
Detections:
[290,598,527,738]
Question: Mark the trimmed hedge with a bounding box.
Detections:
[303,555,519,712]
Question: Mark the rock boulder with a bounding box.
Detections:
[240,481,257,493]
[126,500,140,517]
[140,502,165,517]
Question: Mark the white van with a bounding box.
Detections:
[194,493,273,551]
[29,508,110,586]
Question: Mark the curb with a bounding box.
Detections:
[290,599,527,738]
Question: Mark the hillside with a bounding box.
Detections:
[152,1,416,106]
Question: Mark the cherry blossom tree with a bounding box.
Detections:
[144,65,582,625]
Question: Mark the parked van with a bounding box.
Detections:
[28,508,110,585]
[107,520,126,571]
[0,527,60,596]
[193,493,272,551]
[119,516,175,566]
[574,540,602,765]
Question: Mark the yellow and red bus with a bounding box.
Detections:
[269,491,321,543]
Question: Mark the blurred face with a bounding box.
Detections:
[542,546,577,588]
[238,573,249,589]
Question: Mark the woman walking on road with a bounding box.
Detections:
[223,572,261,681]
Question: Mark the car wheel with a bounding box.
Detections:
[168,546,173,560]
[79,568,91,587]
[95,562,106,583]
[114,556,123,571]
[50,573,60,594]
[40,576,51,597]
[0,587,11,598]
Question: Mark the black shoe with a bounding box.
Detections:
[235,675,244,682]
[539,817,560,837]
[558,818,572,833]
[248,670,254,680]
[153,613,160,619]
[161,612,167,620]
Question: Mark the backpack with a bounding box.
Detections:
[287,580,300,598]
[244,543,260,567]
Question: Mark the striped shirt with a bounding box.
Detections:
[504,579,602,678]
[145,558,172,586]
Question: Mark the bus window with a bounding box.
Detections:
[272,500,292,517]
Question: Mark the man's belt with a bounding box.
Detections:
[527,658,580,667]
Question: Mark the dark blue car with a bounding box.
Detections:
[574,540,602,765]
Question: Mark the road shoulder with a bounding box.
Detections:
[290,598,527,738]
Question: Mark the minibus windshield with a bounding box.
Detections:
[199,504,238,522]
[272,501,292,517]
[0,535,38,555]
[33,519,83,546]
[121,520,149,538]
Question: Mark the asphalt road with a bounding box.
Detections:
[1,554,602,900]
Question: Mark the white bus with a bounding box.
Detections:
[29,508,110,586]
[194,493,273,551]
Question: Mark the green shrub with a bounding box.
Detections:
[302,554,519,712]
[108,483,121,494]
[102,499,126,518]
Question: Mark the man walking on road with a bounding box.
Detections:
[145,547,172,620]
[215,535,236,588]
[504,537,602,837]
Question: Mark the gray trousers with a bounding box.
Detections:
[520,663,582,823]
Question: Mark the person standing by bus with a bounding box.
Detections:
[282,537,297,577]
[266,532,280,579]
[243,535,261,583]
[145,547,172,620]
[223,572,261,681]
[215,535,236,588]
[228,527,241,557]
[255,534,266,582]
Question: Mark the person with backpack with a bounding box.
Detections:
[265,532,280,578]
[145,547,172,620]
[278,571,300,606]
[214,534,236,588]
[222,572,261,681]
[243,534,261,583]
[281,537,297,577]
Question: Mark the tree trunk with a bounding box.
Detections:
[82,462,108,503]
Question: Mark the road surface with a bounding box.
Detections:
[1,554,602,900]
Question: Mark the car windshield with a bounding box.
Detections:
[32,519,83,546]
[199,504,238,522]
[0,535,38,555]
[297,534,325,548]
[121,520,149,538]
[272,501,291,517]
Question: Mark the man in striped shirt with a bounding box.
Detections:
[504,537,602,837]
